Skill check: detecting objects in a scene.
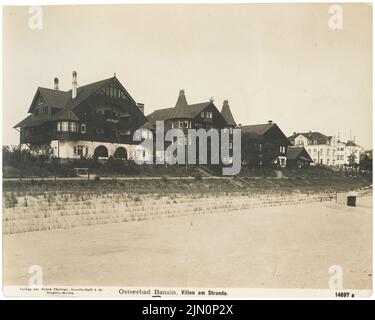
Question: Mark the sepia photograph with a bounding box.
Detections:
[1,2,373,299]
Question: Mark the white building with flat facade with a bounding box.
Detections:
[289,131,362,167]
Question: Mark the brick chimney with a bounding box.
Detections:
[72,71,77,99]
[54,77,59,90]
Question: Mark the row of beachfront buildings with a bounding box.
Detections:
[14,72,364,169]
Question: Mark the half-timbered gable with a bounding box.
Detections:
[14,72,147,159]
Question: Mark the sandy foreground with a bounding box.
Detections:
[3,195,372,290]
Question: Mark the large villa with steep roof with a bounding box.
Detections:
[14,72,148,160]
[14,72,238,161]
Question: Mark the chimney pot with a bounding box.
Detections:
[223,100,229,105]
[54,77,59,90]
[179,89,185,96]
[72,71,77,99]
[268,120,273,124]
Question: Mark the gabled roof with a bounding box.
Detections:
[287,146,313,162]
[345,140,358,147]
[188,102,211,116]
[221,100,236,126]
[14,115,32,128]
[52,109,79,121]
[147,107,174,125]
[288,131,331,144]
[241,123,275,137]
[16,75,143,128]
[146,101,216,126]
[31,88,71,112]
[147,94,233,127]
[241,122,291,145]
[172,90,193,119]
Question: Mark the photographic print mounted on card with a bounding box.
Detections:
[2,3,372,299]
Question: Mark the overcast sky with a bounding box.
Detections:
[2,4,372,148]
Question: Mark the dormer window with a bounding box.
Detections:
[81,124,86,134]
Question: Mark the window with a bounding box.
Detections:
[70,122,77,132]
[61,122,68,132]
[229,142,233,149]
[42,106,48,114]
[81,124,86,134]
[201,112,205,118]
[259,144,262,152]
[178,121,183,128]
[171,122,174,129]
[74,145,85,156]
[184,121,189,128]
[58,122,68,132]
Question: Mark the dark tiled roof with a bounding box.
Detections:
[147,102,213,126]
[14,115,32,128]
[288,132,331,144]
[52,109,79,121]
[172,90,193,119]
[240,123,275,137]
[14,115,50,128]
[345,141,358,147]
[147,108,174,125]
[37,88,71,110]
[17,76,137,128]
[287,146,312,161]
[188,102,211,116]
[221,100,236,126]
